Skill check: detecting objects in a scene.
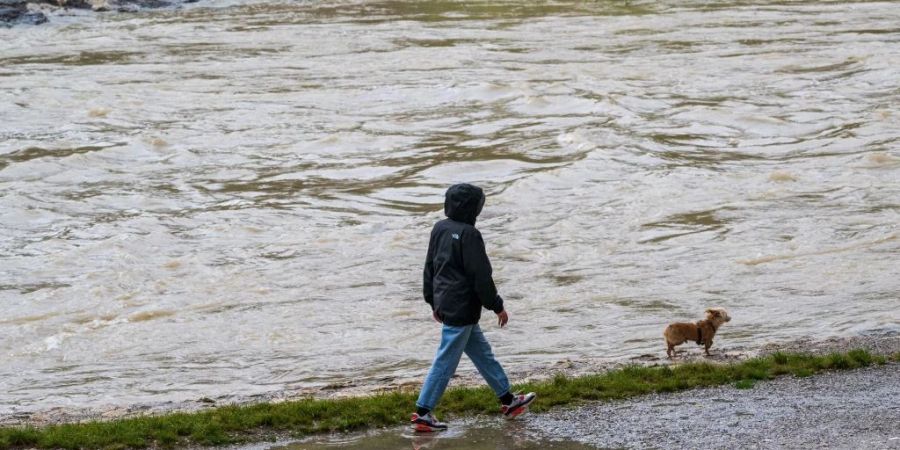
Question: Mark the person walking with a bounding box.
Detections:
[411,183,536,432]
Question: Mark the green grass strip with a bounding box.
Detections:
[1,349,896,449]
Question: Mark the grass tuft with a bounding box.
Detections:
[0,349,889,449]
[772,352,789,365]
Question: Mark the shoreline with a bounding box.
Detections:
[0,337,897,449]
[2,334,898,429]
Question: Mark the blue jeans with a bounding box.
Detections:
[416,324,511,411]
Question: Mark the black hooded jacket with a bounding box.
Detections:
[423,183,504,326]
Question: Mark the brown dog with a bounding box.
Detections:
[664,308,731,358]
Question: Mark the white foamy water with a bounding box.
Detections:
[0,0,898,416]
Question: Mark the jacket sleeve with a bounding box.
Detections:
[462,229,504,313]
[423,232,435,309]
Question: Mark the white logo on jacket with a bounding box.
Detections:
[451,233,460,240]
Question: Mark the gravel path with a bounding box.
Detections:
[525,363,900,449]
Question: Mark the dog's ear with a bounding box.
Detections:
[705,309,719,317]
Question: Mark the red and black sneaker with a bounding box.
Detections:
[500,392,536,419]
[411,412,448,432]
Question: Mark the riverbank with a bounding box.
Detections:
[2,335,898,426]
[7,334,896,429]
[1,337,898,449]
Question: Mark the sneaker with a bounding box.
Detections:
[500,392,536,419]
[411,412,448,432]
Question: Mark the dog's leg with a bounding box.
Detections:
[666,343,676,358]
[704,340,712,356]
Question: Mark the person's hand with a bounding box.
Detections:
[496,310,508,328]
[432,310,442,323]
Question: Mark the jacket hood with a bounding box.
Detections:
[444,183,484,225]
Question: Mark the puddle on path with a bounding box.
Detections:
[276,420,595,450]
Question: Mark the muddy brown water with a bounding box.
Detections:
[1,0,899,419]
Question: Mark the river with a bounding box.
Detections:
[1,0,898,418]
